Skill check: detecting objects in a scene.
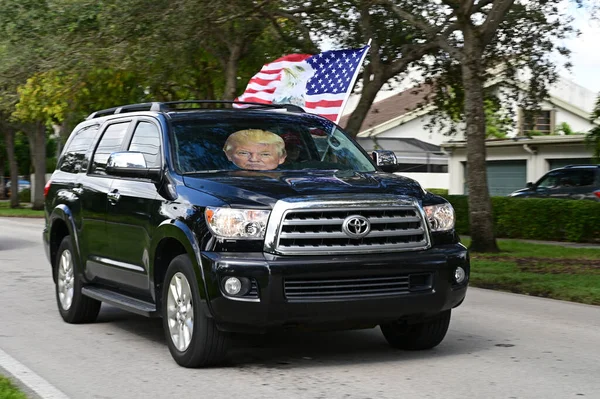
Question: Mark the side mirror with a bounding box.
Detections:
[106,151,162,181]
[526,182,534,189]
[372,150,400,173]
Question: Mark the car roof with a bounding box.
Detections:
[85,101,307,121]
[559,165,600,170]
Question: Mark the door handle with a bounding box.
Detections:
[107,189,121,204]
[72,183,84,195]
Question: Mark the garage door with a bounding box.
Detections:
[463,160,527,196]
[548,158,593,171]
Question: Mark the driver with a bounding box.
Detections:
[223,129,287,171]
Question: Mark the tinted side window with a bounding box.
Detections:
[91,122,130,175]
[537,171,563,188]
[58,125,100,173]
[553,169,594,188]
[575,170,595,187]
[128,122,161,168]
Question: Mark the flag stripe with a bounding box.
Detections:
[246,80,281,90]
[305,99,344,108]
[237,92,275,102]
[242,87,277,95]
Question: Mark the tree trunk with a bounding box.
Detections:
[222,43,242,101]
[4,130,19,208]
[461,41,499,253]
[0,163,5,200]
[27,122,47,210]
[0,140,5,200]
[343,72,386,137]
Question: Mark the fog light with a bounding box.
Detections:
[454,267,466,284]
[224,277,242,295]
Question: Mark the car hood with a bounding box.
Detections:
[509,187,531,196]
[182,170,425,208]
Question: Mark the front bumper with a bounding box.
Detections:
[200,244,469,333]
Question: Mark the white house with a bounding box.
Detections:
[341,75,598,194]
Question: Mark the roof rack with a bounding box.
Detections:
[85,100,306,120]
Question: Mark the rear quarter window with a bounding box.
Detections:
[58,125,100,173]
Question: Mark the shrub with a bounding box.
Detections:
[18,188,31,203]
[447,196,600,243]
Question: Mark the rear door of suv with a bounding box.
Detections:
[81,119,132,285]
[553,168,598,200]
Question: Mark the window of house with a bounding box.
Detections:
[521,110,554,135]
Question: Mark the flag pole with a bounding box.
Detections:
[334,39,372,125]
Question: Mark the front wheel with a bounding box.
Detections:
[162,254,229,368]
[54,236,101,323]
[380,310,451,350]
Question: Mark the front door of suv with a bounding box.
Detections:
[104,119,163,296]
[81,120,132,285]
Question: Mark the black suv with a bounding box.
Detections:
[43,101,469,367]
[509,165,600,201]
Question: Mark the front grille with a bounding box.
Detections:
[246,279,259,299]
[274,206,429,254]
[284,273,433,302]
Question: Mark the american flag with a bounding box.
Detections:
[234,45,370,123]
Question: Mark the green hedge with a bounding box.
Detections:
[426,188,449,196]
[18,188,31,203]
[446,196,600,243]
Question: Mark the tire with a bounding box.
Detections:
[380,309,451,351]
[162,254,228,368]
[54,236,101,323]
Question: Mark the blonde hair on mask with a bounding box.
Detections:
[223,129,286,157]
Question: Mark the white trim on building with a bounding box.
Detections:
[441,135,594,195]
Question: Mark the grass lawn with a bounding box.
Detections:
[0,202,44,218]
[462,238,600,305]
[0,376,27,399]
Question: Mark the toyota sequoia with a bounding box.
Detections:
[43,101,470,367]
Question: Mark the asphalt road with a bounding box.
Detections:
[1,217,599,399]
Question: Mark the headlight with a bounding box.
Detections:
[424,203,455,232]
[205,207,270,239]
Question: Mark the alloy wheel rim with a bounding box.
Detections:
[57,249,75,310]
[167,272,194,352]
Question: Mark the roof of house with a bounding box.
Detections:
[343,75,596,139]
[339,85,432,133]
[356,137,441,153]
[440,134,588,149]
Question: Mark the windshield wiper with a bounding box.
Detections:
[182,170,230,175]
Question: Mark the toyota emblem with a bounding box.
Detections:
[342,215,371,239]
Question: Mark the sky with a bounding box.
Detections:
[557,5,600,94]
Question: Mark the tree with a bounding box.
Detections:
[371,0,581,252]
[77,0,318,102]
[0,132,5,200]
[0,0,62,209]
[0,116,20,208]
[295,0,449,136]
[586,94,600,161]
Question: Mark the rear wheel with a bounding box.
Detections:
[55,236,101,323]
[162,254,228,368]
[380,310,451,350]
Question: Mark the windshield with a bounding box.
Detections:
[169,113,376,173]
